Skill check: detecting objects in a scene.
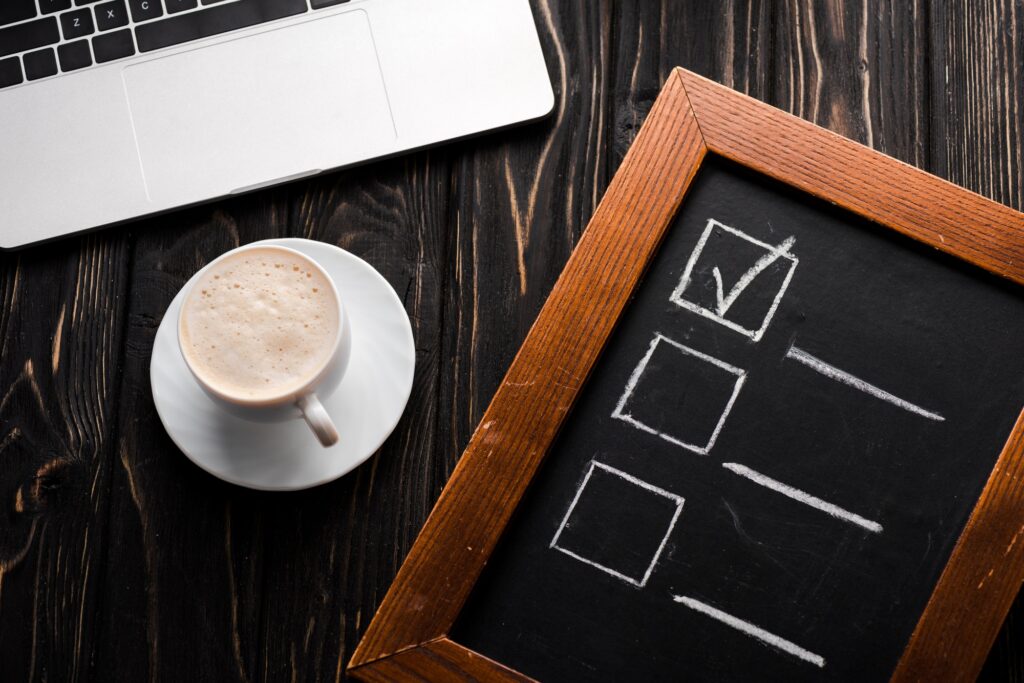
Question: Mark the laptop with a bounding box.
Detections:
[0,0,554,249]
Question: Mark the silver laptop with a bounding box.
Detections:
[0,0,554,249]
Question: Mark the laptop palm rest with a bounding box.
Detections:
[122,10,396,204]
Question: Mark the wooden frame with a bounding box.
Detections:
[349,68,1024,682]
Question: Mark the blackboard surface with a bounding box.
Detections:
[451,158,1024,682]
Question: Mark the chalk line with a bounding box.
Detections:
[722,462,883,534]
[611,333,746,455]
[672,595,825,668]
[712,235,796,316]
[785,345,944,422]
[670,218,799,342]
[550,460,684,588]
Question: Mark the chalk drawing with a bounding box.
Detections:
[672,595,826,668]
[550,460,685,588]
[670,218,798,342]
[711,235,796,316]
[722,462,883,534]
[612,333,746,455]
[785,344,945,422]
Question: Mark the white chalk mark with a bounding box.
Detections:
[670,218,799,342]
[722,462,883,534]
[711,236,796,316]
[550,460,684,588]
[611,333,746,455]
[672,595,826,668]
[785,345,945,422]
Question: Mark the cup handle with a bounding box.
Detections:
[297,394,339,447]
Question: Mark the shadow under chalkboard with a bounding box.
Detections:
[450,157,1024,682]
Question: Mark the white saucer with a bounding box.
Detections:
[151,238,415,491]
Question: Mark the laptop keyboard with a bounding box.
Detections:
[0,0,351,89]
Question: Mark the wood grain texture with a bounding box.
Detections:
[352,639,532,683]
[679,69,1024,286]
[1,2,1023,681]
[0,233,131,682]
[772,0,930,164]
[350,69,706,676]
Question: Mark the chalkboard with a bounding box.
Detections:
[350,70,1024,683]
[450,156,1024,681]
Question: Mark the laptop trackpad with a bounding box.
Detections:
[123,10,395,202]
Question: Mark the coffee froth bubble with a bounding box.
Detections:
[180,247,340,401]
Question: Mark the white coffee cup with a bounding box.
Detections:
[177,244,351,447]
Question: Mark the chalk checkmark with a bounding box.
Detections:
[711,236,795,316]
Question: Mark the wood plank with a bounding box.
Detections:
[773,0,930,163]
[607,0,773,170]
[0,234,131,681]
[662,1,773,96]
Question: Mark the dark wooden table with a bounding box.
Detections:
[2,2,1022,680]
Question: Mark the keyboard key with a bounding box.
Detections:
[40,0,73,14]
[92,28,133,62]
[165,0,198,14]
[135,0,307,53]
[23,48,58,79]
[76,0,102,4]
[311,0,350,8]
[95,0,128,30]
[0,0,37,27]
[61,8,95,39]
[128,0,162,22]
[57,39,91,71]
[0,18,60,58]
[0,57,23,88]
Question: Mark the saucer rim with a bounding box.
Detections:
[150,237,416,491]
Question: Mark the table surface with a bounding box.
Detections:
[2,2,1022,681]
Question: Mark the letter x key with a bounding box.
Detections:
[95,0,129,31]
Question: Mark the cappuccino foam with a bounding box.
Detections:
[180,247,339,401]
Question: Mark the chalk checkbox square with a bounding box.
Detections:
[550,461,684,588]
[612,333,746,454]
[670,218,798,341]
